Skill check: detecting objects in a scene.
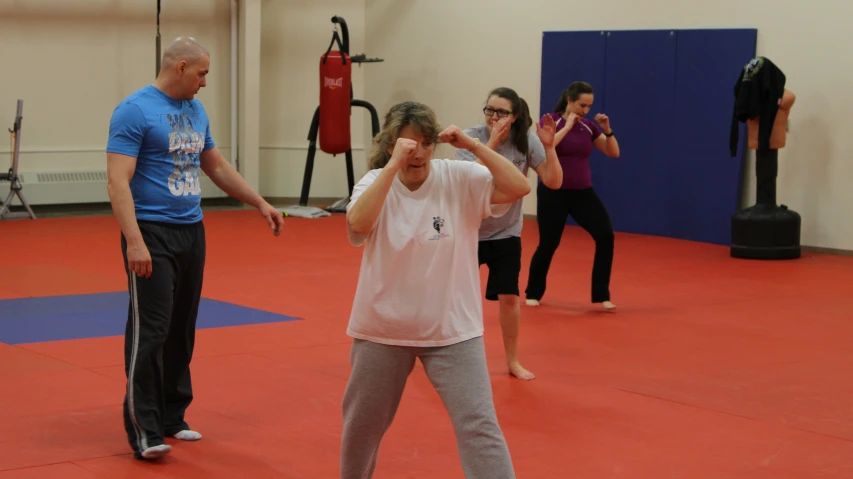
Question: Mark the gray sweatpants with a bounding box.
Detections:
[340,336,516,479]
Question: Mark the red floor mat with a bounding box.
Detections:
[1,210,852,477]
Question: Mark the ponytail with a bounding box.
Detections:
[512,97,532,156]
[486,87,531,156]
[553,81,595,113]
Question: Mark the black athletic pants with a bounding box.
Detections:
[120,220,206,458]
[525,184,614,303]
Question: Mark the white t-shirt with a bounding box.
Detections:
[346,159,508,347]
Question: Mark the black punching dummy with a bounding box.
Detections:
[729,57,801,260]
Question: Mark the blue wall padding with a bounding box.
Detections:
[539,28,757,245]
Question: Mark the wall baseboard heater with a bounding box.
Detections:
[0,170,225,206]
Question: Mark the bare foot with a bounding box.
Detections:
[508,361,536,380]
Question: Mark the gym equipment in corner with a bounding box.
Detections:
[1,99,36,221]
[287,15,382,217]
[729,57,800,260]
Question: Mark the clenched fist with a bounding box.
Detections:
[387,137,418,170]
[438,125,476,151]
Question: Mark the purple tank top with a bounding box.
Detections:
[539,113,603,190]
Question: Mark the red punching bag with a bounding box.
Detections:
[319,41,352,155]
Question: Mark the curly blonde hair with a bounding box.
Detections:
[367,101,441,170]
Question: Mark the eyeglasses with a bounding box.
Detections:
[483,107,512,118]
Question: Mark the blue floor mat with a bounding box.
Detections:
[0,291,300,345]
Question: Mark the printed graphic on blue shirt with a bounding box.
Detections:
[106,85,215,224]
[166,113,204,197]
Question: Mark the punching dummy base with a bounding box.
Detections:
[730,150,801,259]
[731,205,801,259]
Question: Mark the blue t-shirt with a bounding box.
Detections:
[106,85,215,224]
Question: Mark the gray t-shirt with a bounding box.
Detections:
[455,124,546,241]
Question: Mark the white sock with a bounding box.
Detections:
[141,444,171,459]
[173,430,203,441]
[526,299,540,306]
[602,301,616,311]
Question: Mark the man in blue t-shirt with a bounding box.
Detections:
[106,36,284,461]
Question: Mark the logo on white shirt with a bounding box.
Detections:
[433,216,444,233]
[429,216,449,241]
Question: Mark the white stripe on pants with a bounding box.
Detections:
[340,336,515,479]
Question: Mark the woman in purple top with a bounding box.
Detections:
[525,81,621,311]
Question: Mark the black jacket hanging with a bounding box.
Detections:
[729,57,786,156]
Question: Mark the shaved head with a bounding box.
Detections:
[154,36,210,100]
[161,36,209,68]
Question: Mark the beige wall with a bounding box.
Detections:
[259,0,368,200]
[0,0,232,169]
[364,0,853,252]
[1,1,850,251]
[0,0,366,204]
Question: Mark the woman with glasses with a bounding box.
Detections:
[525,81,621,311]
[455,87,564,381]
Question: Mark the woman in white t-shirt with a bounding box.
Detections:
[342,101,539,479]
